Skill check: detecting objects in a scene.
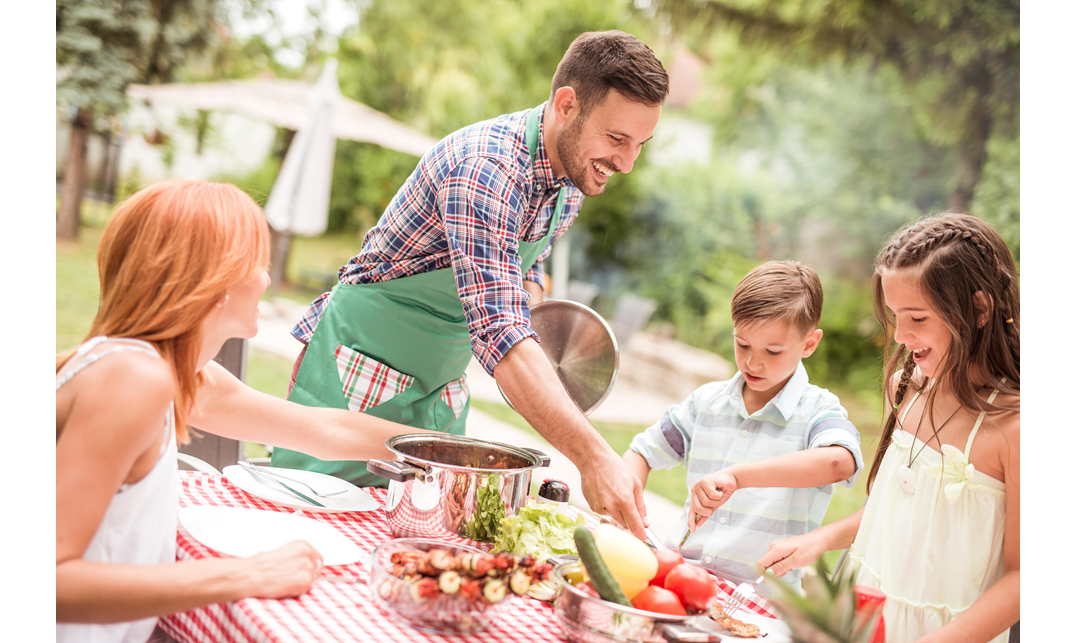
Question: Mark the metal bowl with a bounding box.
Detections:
[499,299,619,415]
[550,561,721,643]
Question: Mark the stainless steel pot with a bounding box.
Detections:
[550,560,722,643]
[367,434,550,544]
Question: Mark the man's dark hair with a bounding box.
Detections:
[550,30,669,117]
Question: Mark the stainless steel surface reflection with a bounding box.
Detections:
[500,300,619,416]
[367,434,550,544]
[550,562,719,643]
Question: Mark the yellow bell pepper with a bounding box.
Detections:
[592,523,658,599]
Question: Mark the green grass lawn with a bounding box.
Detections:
[58,201,881,567]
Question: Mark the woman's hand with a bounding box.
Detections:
[757,532,827,578]
[688,471,739,530]
[244,541,324,599]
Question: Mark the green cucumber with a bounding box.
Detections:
[573,525,632,607]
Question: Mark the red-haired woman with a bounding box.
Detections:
[56,180,427,643]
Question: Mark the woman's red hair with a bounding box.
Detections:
[57,180,271,442]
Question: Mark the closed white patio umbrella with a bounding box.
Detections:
[263,58,339,238]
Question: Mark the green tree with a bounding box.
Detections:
[56,0,254,239]
[56,0,152,239]
[650,0,1019,212]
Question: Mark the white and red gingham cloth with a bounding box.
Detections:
[160,471,777,643]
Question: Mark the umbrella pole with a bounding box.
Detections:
[269,226,292,298]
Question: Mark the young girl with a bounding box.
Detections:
[56,180,431,643]
[757,212,1019,643]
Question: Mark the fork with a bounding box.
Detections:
[238,461,348,498]
[721,570,771,618]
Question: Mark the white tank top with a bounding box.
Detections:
[56,337,179,643]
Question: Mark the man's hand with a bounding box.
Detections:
[580,452,650,540]
[494,339,651,538]
[688,471,739,530]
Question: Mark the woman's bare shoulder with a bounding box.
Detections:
[80,349,173,392]
[58,350,174,440]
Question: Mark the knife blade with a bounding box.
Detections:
[678,513,703,549]
[238,461,326,508]
[645,526,667,550]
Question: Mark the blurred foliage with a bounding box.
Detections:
[971,133,1020,262]
[286,0,660,242]
[79,0,1018,397]
[334,0,647,138]
[56,0,249,112]
[649,0,1020,211]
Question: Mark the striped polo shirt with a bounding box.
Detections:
[628,361,863,596]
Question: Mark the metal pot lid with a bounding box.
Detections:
[385,433,550,473]
[498,299,619,416]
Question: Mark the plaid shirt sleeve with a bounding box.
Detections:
[522,261,545,290]
[440,156,540,375]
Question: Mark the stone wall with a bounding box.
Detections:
[618,332,734,401]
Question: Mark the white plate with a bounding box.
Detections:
[694,606,792,642]
[178,506,365,566]
[223,465,379,513]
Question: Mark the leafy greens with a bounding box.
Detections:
[494,500,585,562]
[466,473,507,542]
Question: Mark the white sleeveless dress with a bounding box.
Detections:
[848,390,1008,643]
[56,337,179,643]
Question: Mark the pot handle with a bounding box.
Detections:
[367,459,426,483]
[522,447,551,467]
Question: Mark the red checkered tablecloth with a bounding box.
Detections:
[159,471,777,643]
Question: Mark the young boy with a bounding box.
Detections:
[624,261,863,596]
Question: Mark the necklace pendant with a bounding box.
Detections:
[896,464,917,494]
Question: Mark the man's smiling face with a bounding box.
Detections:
[555,89,660,196]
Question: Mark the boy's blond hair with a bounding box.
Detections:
[731,260,823,336]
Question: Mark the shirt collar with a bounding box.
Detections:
[771,362,809,420]
[730,361,809,421]
[529,102,572,192]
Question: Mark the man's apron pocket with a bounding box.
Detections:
[439,375,469,419]
[334,344,415,412]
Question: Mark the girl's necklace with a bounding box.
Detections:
[895,397,962,495]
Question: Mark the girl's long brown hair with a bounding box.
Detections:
[57,180,271,442]
[866,212,1020,492]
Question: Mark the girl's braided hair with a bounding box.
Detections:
[866,212,1019,492]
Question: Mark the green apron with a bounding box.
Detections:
[273,105,566,487]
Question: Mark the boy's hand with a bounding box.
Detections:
[688,471,739,530]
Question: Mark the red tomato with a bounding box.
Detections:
[663,563,717,612]
[631,585,687,616]
[650,550,685,587]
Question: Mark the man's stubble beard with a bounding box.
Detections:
[555,115,605,197]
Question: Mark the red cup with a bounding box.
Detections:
[854,585,886,643]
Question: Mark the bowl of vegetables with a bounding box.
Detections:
[370,538,553,635]
[550,525,723,643]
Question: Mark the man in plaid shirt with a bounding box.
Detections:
[274,31,669,539]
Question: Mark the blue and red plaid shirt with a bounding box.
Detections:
[291,103,584,375]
